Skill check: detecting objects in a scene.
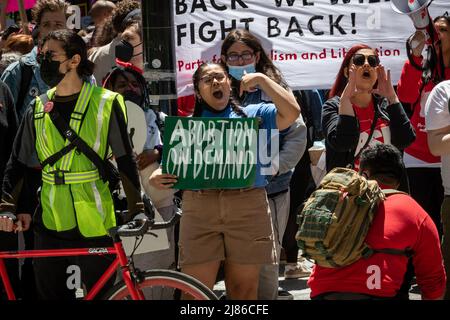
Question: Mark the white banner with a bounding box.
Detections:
[172,0,449,97]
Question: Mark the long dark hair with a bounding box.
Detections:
[328,44,375,98]
[192,62,247,118]
[42,29,94,79]
[432,14,450,83]
[221,29,288,89]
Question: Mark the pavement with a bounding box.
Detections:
[213,258,422,300]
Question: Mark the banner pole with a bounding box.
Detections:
[142,0,178,116]
[17,0,30,34]
[0,0,7,32]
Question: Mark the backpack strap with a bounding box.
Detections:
[17,59,33,112]
[46,107,109,183]
[41,143,77,168]
[353,109,379,163]
[38,91,109,183]
[382,189,407,196]
[365,190,413,259]
[372,247,414,258]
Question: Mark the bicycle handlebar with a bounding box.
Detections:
[150,208,181,230]
[115,219,150,238]
[109,208,181,239]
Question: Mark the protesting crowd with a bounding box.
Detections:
[0,0,448,301]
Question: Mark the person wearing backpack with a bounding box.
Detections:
[322,44,415,172]
[306,144,446,300]
[0,30,146,300]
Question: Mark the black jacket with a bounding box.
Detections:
[0,80,17,185]
[322,95,416,172]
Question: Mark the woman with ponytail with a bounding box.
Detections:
[0,30,146,300]
[220,29,307,299]
[150,62,299,299]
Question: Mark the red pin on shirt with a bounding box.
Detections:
[44,101,54,113]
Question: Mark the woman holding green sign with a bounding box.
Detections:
[150,62,300,299]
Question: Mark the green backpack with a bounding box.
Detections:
[296,167,413,268]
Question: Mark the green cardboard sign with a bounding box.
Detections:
[162,117,258,189]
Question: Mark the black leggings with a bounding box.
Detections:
[283,155,315,263]
[33,228,116,300]
[407,167,444,236]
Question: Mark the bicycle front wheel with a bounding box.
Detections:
[103,269,218,300]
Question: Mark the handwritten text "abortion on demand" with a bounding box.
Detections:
[166,119,259,180]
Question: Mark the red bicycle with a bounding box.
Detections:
[0,210,217,300]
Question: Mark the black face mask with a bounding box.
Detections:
[123,90,144,107]
[39,55,69,88]
[115,39,142,62]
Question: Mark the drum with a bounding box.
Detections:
[126,100,147,154]
[121,101,170,253]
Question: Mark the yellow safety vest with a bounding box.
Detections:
[33,82,127,237]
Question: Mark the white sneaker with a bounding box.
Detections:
[284,262,311,279]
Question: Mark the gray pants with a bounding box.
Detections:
[257,190,290,300]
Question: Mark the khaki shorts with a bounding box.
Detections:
[178,188,277,267]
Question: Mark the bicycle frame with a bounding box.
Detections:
[0,241,143,300]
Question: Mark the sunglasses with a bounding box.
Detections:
[352,54,380,68]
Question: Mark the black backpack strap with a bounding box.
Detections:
[16,59,34,113]
[36,93,81,169]
[369,191,413,258]
[41,143,77,167]
[45,106,109,182]
[382,189,407,196]
[372,247,414,258]
[353,109,379,162]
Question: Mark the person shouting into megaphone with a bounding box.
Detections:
[396,13,450,242]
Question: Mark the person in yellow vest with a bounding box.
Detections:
[0,30,144,300]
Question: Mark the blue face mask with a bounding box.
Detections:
[227,63,256,80]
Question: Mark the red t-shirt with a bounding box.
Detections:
[352,100,390,169]
[397,56,450,164]
[308,193,446,299]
